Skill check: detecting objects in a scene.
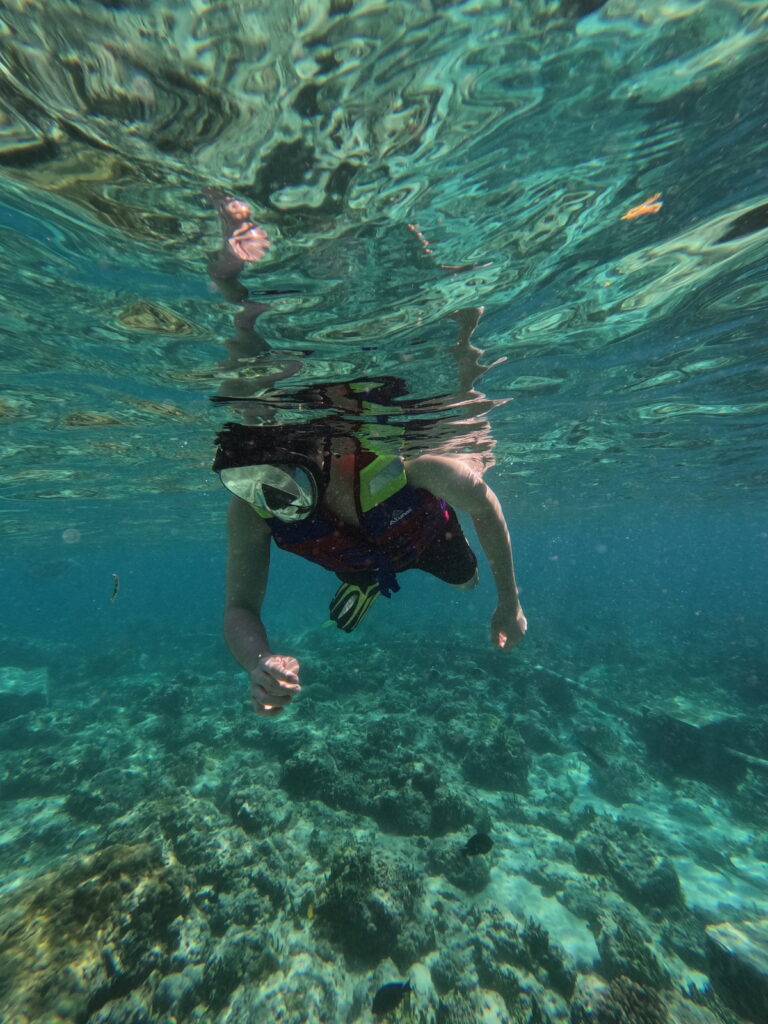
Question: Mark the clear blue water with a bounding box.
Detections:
[1,2,767,1021]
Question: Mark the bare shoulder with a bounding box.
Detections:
[405,454,481,484]
[404,454,485,504]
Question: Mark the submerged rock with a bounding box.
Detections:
[373,784,432,836]
[473,908,576,1002]
[86,991,152,1024]
[427,838,491,895]
[570,973,669,1024]
[664,991,725,1024]
[574,817,683,911]
[219,951,348,1024]
[428,787,478,836]
[461,722,530,793]
[314,846,429,968]
[279,734,480,838]
[65,767,152,823]
[202,926,278,1012]
[596,911,670,990]
[705,917,768,1023]
[436,988,511,1024]
[279,741,362,813]
[659,908,709,973]
[152,963,204,1014]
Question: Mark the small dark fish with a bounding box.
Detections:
[372,979,411,1016]
[462,832,493,857]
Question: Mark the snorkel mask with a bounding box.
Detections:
[213,422,330,522]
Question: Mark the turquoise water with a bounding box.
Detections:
[1,3,767,1022]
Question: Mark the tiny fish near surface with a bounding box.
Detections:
[372,979,411,1016]
[462,832,493,857]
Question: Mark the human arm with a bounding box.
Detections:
[224,496,301,715]
[404,455,527,649]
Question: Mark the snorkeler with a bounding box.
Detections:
[206,191,526,716]
[214,419,527,716]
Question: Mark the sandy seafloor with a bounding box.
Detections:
[1,510,766,1024]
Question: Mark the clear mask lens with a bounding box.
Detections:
[220,464,317,521]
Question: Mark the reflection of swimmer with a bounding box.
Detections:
[205,188,303,413]
[205,190,505,419]
[213,419,527,717]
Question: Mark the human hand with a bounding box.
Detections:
[249,654,301,717]
[491,603,527,650]
[227,221,269,263]
[219,198,269,263]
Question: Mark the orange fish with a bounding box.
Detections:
[621,192,663,220]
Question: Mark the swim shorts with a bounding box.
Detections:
[412,504,477,584]
[335,504,477,589]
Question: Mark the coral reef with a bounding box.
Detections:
[279,732,484,836]
[570,973,669,1024]
[0,843,191,1022]
[0,633,764,1024]
[314,845,431,967]
[473,909,576,1001]
[574,818,684,911]
[596,911,670,989]
[460,719,531,793]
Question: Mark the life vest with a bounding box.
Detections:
[265,450,449,596]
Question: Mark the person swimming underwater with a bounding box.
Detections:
[214,419,526,716]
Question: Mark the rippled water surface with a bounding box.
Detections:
[2,0,767,544]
